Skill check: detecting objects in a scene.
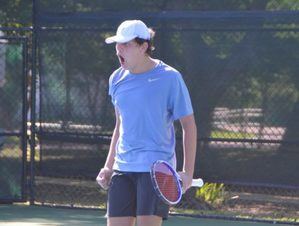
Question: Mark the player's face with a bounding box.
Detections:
[115,40,144,71]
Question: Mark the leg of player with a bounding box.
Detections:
[135,173,169,226]
[136,215,162,226]
[107,172,137,226]
[107,217,135,226]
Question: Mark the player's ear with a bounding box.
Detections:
[140,42,148,54]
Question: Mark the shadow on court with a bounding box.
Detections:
[0,204,292,226]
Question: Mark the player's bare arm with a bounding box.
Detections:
[96,108,120,189]
[178,114,197,192]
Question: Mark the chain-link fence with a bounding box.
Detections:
[0,32,28,202]
[1,0,299,224]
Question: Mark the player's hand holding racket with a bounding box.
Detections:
[177,171,193,193]
[96,167,113,190]
[150,160,204,205]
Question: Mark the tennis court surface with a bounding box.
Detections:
[0,204,295,226]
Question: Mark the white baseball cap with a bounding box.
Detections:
[105,20,150,44]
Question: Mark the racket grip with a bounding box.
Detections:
[191,178,204,187]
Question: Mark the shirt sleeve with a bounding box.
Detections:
[108,69,120,105]
[169,73,194,120]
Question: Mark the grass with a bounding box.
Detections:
[211,130,256,139]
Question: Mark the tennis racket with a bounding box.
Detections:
[150,160,204,205]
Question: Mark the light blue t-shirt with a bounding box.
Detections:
[109,61,193,172]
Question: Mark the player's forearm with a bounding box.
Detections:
[104,126,119,169]
[181,115,197,176]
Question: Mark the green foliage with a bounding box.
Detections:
[266,0,299,10]
[0,0,32,26]
[0,159,21,198]
[33,0,299,12]
[211,130,255,139]
[196,183,226,206]
[1,0,298,27]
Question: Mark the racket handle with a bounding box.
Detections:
[191,178,204,187]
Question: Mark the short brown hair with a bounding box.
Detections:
[135,28,155,55]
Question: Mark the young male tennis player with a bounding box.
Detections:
[97,20,197,226]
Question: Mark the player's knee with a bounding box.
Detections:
[107,216,135,226]
[136,215,162,226]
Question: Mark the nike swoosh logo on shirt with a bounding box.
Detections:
[148,78,160,82]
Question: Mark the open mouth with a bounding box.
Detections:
[118,55,125,65]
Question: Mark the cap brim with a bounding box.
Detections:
[105,35,137,44]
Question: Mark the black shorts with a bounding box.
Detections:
[107,171,170,219]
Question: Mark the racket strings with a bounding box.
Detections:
[155,171,180,202]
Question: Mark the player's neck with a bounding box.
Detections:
[129,56,157,74]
